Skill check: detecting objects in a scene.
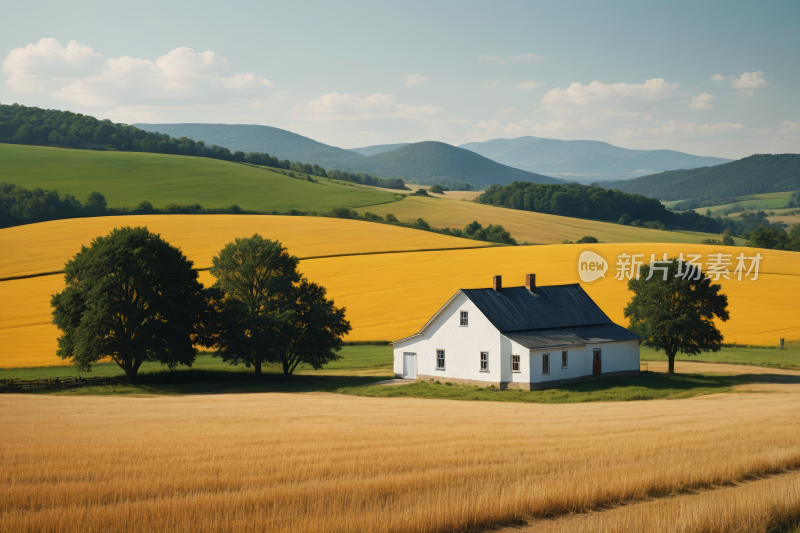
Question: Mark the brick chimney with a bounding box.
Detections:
[526,274,536,291]
[492,275,502,291]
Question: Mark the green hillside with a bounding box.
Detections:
[0,144,398,212]
[606,154,800,200]
[349,143,410,156]
[134,123,365,168]
[346,141,561,189]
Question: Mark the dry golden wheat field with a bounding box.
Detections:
[355,196,735,245]
[2,390,800,533]
[2,215,799,367]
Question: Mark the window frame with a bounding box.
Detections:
[480,351,489,372]
[511,354,521,373]
[460,310,469,326]
[436,349,446,371]
[542,353,550,375]
[561,350,568,369]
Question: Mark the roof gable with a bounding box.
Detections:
[461,284,611,332]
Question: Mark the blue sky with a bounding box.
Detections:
[1,0,797,158]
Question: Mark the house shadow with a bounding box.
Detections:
[93,369,394,395]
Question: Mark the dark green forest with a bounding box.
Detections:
[0,103,406,190]
[603,154,800,201]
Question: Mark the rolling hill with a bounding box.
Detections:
[3,219,797,365]
[133,123,558,188]
[349,143,410,156]
[133,123,366,168]
[604,154,800,201]
[0,144,397,212]
[354,195,743,245]
[459,136,732,182]
[345,141,560,188]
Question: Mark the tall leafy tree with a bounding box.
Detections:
[276,279,352,375]
[209,235,300,374]
[624,259,730,374]
[51,226,205,383]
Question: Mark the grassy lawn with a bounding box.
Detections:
[0,144,398,212]
[337,372,731,403]
[640,345,800,370]
[0,346,394,395]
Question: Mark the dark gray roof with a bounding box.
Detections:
[461,284,611,332]
[504,323,642,350]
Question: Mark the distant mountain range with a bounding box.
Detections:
[346,141,559,188]
[457,136,732,183]
[603,154,800,200]
[350,143,410,156]
[134,123,363,168]
[134,124,558,189]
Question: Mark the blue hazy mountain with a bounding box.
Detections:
[133,123,365,168]
[458,136,732,182]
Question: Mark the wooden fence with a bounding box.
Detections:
[1,375,111,391]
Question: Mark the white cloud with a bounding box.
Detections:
[710,74,730,82]
[738,89,754,97]
[517,80,545,90]
[478,55,505,63]
[689,92,715,111]
[481,80,501,87]
[504,119,530,133]
[731,71,767,89]
[499,107,516,114]
[541,78,681,117]
[402,72,429,87]
[778,121,800,133]
[616,121,746,140]
[3,38,105,92]
[513,53,544,60]
[2,38,277,115]
[296,93,443,122]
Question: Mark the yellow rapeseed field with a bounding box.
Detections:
[1,237,798,367]
[0,214,494,279]
[355,196,734,244]
[2,391,800,533]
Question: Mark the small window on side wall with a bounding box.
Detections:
[436,349,445,370]
[480,352,489,372]
[511,355,520,372]
[561,350,568,369]
[460,311,468,326]
[542,353,550,374]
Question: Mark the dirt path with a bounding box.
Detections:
[493,469,800,533]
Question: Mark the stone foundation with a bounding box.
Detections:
[416,370,641,391]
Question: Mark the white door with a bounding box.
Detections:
[403,353,416,379]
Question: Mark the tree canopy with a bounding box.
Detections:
[624,259,730,374]
[208,235,300,374]
[51,226,206,382]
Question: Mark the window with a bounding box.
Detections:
[511,355,520,373]
[542,353,550,374]
[480,352,489,372]
[460,311,469,326]
[593,349,602,363]
[561,350,568,369]
[436,349,445,370]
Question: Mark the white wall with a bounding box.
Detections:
[528,340,640,383]
[393,292,504,383]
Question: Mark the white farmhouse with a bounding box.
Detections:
[393,274,641,389]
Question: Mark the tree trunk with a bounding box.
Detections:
[668,353,676,374]
[254,357,262,375]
